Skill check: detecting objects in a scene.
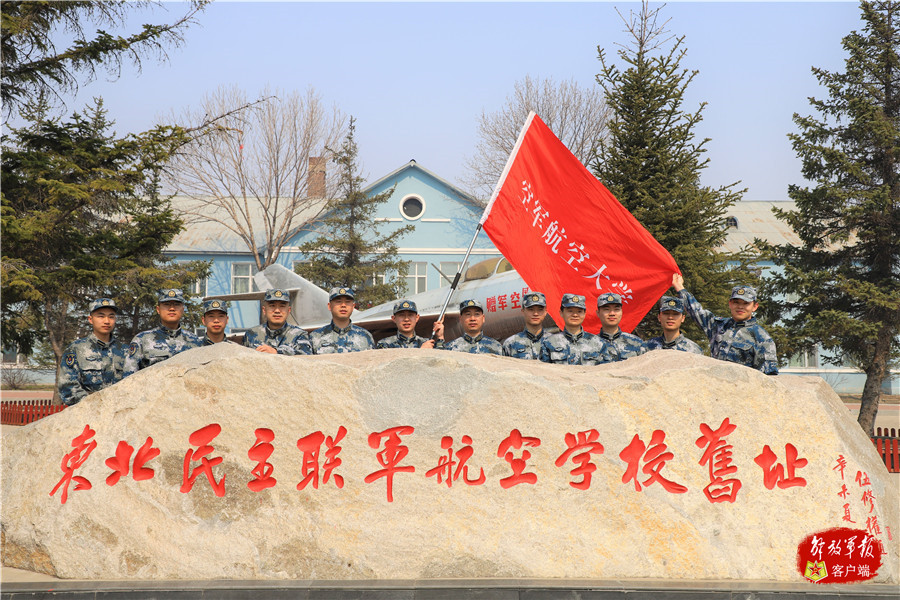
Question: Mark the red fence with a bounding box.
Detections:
[873,428,899,473]
[1,399,66,425]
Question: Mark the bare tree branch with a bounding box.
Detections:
[164,85,347,270]
[462,75,610,201]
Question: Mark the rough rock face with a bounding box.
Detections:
[2,344,897,581]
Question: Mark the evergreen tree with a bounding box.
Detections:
[1,0,208,117]
[763,1,899,436]
[1,99,208,388]
[295,118,413,308]
[591,3,750,339]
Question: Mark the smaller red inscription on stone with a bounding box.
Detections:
[50,425,97,504]
[797,528,883,583]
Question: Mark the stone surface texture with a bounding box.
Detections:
[1,344,897,582]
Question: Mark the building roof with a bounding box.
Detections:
[166,196,328,255]
[720,201,801,253]
[364,160,482,210]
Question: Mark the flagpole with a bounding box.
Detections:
[433,112,537,334]
[433,222,483,327]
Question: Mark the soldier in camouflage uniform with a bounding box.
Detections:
[376,300,444,349]
[123,289,203,376]
[445,299,502,355]
[201,298,231,345]
[539,294,610,365]
[58,298,127,405]
[672,273,778,374]
[310,287,375,354]
[502,292,548,360]
[645,296,703,354]
[597,292,646,361]
[243,289,312,355]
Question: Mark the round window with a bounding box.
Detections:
[400,195,425,220]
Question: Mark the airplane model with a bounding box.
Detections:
[215,258,553,343]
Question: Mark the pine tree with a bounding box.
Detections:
[295,118,413,308]
[764,1,899,436]
[1,99,208,388]
[591,3,750,339]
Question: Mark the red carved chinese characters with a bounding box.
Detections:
[426,435,486,487]
[754,444,807,490]
[497,429,541,489]
[365,426,415,501]
[554,430,604,490]
[181,423,226,497]
[50,425,97,504]
[619,430,687,493]
[695,418,741,503]
[105,437,159,486]
[248,428,277,492]
[296,426,347,490]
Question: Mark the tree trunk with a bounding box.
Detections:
[44,298,69,406]
[857,326,892,436]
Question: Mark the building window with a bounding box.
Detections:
[371,271,387,286]
[400,194,425,220]
[231,263,258,294]
[404,262,427,294]
[788,348,818,368]
[726,216,738,228]
[187,277,207,298]
[439,261,461,287]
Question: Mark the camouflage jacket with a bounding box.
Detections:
[310,322,375,354]
[376,332,442,349]
[599,329,647,362]
[502,329,545,360]
[678,289,779,375]
[539,329,610,365]
[445,332,503,355]
[58,334,127,405]
[242,323,312,355]
[645,334,704,354]
[123,326,203,376]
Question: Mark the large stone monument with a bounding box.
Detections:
[2,344,897,582]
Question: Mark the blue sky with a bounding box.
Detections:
[57,1,861,202]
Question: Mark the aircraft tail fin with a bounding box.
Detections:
[255,264,332,327]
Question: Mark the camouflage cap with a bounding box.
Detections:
[392,299,418,315]
[89,298,118,314]
[597,292,623,307]
[459,299,484,313]
[730,285,758,303]
[658,296,684,314]
[264,289,290,303]
[203,298,229,315]
[560,294,586,309]
[157,289,185,304]
[329,287,355,301]
[522,292,547,308]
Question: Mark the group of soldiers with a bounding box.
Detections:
[57,273,778,406]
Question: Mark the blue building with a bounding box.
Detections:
[165,160,499,331]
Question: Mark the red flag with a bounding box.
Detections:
[480,113,679,333]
